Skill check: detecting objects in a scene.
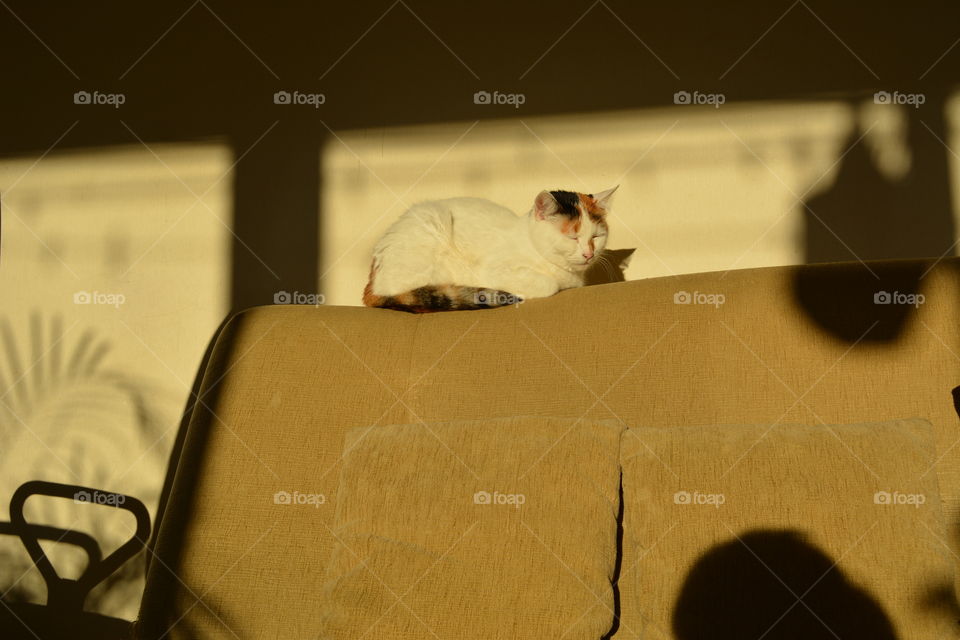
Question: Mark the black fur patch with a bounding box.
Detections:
[378,285,524,313]
[549,190,581,218]
[413,286,453,310]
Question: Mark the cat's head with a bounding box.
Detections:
[529,186,617,271]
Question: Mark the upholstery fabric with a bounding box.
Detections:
[620,419,955,639]
[317,417,622,639]
[136,258,960,639]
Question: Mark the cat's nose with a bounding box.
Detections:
[582,249,594,261]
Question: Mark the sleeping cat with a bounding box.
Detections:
[363,186,617,312]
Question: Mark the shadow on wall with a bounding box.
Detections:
[584,249,636,287]
[0,481,149,640]
[0,313,172,620]
[794,95,955,342]
[672,529,898,639]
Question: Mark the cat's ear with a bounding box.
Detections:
[533,190,559,220]
[593,185,619,209]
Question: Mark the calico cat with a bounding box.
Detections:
[363,186,617,312]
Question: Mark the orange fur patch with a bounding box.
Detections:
[363,265,461,312]
[560,216,581,235]
[578,193,606,222]
[362,261,382,307]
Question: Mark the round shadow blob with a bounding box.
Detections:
[672,530,897,640]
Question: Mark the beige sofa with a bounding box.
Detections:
[135,258,960,639]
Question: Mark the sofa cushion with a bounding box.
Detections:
[318,416,623,639]
[620,419,956,639]
[138,258,960,639]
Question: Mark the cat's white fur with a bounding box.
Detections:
[370,187,616,300]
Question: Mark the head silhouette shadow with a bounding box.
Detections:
[672,529,898,640]
[792,97,953,343]
[584,248,636,286]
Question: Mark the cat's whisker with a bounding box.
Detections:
[596,254,615,279]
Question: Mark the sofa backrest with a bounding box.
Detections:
[137,258,960,638]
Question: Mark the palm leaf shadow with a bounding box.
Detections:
[0,311,174,618]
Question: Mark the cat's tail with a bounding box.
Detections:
[363,269,522,313]
[362,261,523,312]
[364,284,522,313]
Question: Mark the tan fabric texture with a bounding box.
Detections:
[621,419,956,640]
[138,258,960,639]
[317,417,622,639]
